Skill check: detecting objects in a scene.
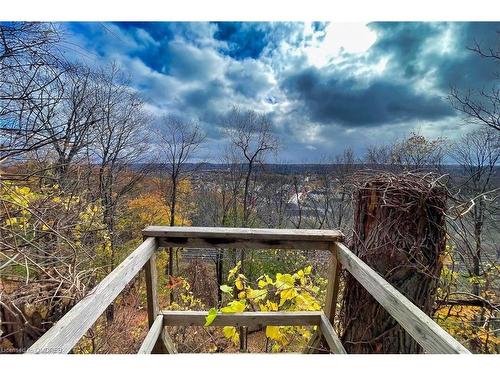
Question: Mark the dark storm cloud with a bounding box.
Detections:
[214,22,269,60]
[281,66,454,127]
[280,22,499,128]
[61,21,500,162]
[368,22,440,79]
[435,22,500,89]
[368,22,500,89]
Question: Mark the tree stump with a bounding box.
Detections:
[341,173,447,353]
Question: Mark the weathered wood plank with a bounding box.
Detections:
[161,311,321,327]
[335,242,470,354]
[157,238,332,250]
[27,237,158,354]
[144,252,168,354]
[145,253,159,327]
[324,243,342,323]
[143,226,344,240]
[304,244,342,354]
[143,226,343,250]
[162,330,178,354]
[138,315,164,354]
[303,332,322,354]
[319,313,347,354]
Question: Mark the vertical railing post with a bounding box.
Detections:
[144,238,168,353]
[304,241,342,353]
[324,242,342,323]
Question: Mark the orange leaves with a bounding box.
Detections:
[127,193,170,226]
[166,275,184,290]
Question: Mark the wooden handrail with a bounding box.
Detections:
[319,313,346,354]
[157,310,345,354]
[142,226,343,250]
[161,310,322,327]
[335,242,470,354]
[138,315,164,354]
[27,227,470,355]
[27,237,158,354]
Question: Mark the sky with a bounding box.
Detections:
[60,22,499,163]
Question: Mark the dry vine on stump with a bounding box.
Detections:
[341,172,447,353]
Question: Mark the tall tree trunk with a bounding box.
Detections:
[341,173,447,353]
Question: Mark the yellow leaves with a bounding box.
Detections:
[220,300,246,313]
[265,326,284,341]
[275,273,297,307]
[467,276,486,286]
[259,300,278,312]
[235,274,246,290]
[295,266,312,279]
[246,288,267,302]
[296,326,312,340]
[4,217,18,226]
[125,183,192,234]
[294,291,321,311]
[275,273,294,288]
[257,274,273,288]
[279,288,298,307]
[213,264,322,351]
[228,261,241,281]
[223,326,239,345]
[435,301,499,352]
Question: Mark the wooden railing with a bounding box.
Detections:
[27,226,470,354]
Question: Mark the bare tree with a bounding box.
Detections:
[44,65,101,180]
[222,107,277,352]
[391,131,446,171]
[446,127,500,352]
[449,31,500,132]
[223,107,278,228]
[223,106,278,281]
[449,128,499,292]
[257,171,291,229]
[0,22,66,165]
[90,64,150,320]
[364,144,393,167]
[330,148,357,230]
[155,115,205,287]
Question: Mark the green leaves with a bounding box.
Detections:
[204,307,218,327]
[220,284,233,294]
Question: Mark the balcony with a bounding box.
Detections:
[27,226,470,354]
